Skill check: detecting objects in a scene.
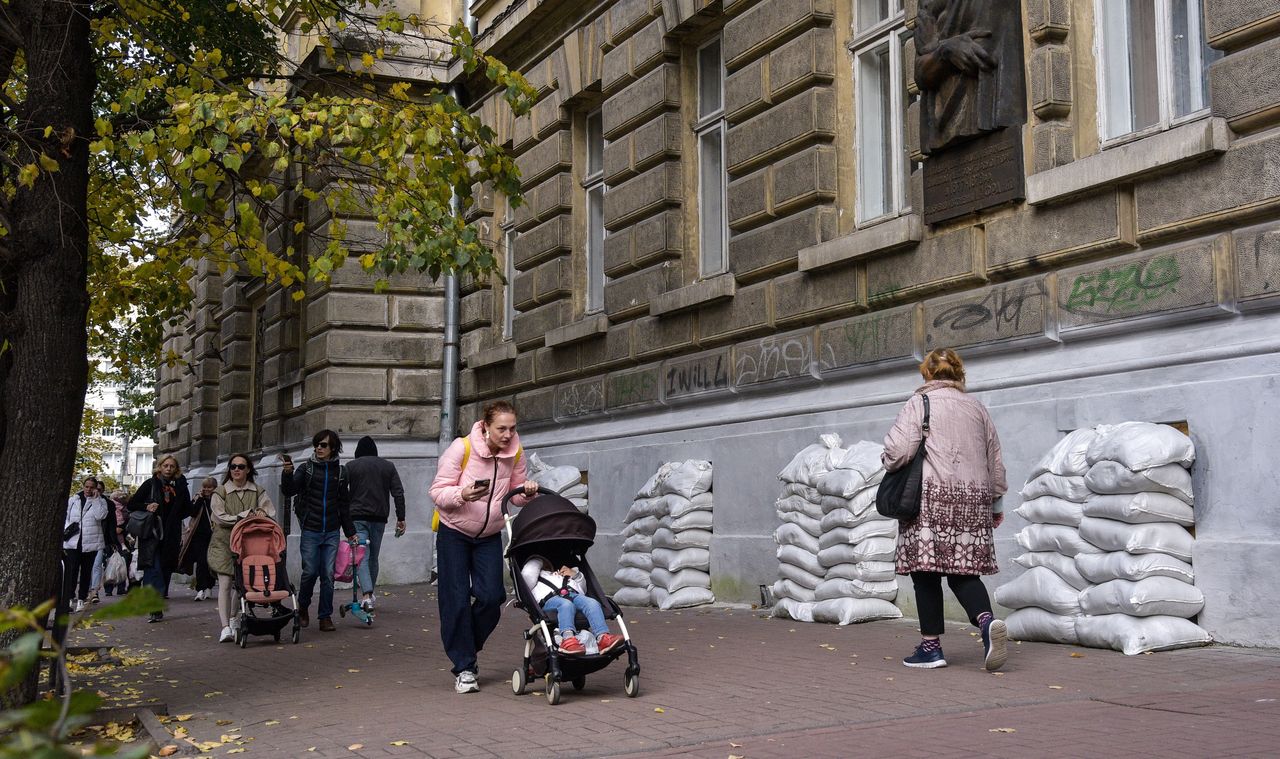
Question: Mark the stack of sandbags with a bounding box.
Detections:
[525,453,589,512]
[771,434,902,625]
[613,460,715,609]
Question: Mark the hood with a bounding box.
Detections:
[916,379,966,394]
[467,420,522,459]
[355,436,378,458]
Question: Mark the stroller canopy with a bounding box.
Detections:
[508,492,596,567]
[231,516,286,560]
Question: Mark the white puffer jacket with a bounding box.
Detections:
[63,494,109,552]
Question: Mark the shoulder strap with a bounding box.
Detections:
[461,437,471,471]
[514,446,522,466]
[921,394,931,436]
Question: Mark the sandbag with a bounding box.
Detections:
[772,578,818,602]
[1086,422,1195,471]
[1014,496,1084,527]
[772,597,815,622]
[776,495,823,521]
[1028,427,1101,478]
[625,497,669,522]
[1077,517,1194,562]
[668,493,715,520]
[813,578,898,601]
[992,566,1083,616]
[1084,461,1194,504]
[778,510,824,538]
[652,527,712,551]
[1021,473,1091,502]
[621,515,661,537]
[1005,607,1079,645]
[777,544,825,577]
[670,510,714,531]
[1081,492,1194,526]
[652,546,710,573]
[1074,613,1211,655]
[778,563,825,590]
[1074,550,1195,584]
[775,523,822,554]
[819,505,878,532]
[618,551,653,572]
[531,464,582,494]
[810,597,902,625]
[650,567,711,592]
[621,534,652,553]
[612,586,653,607]
[569,497,589,512]
[560,482,588,500]
[654,585,715,610]
[781,483,822,503]
[1013,551,1091,590]
[818,540,893,567]
[1079,577,1204,618]
[832,441,886,480]
[819,494,851,514]
[613,566,652,588]
[1015,523,1103,557]
[778,440,837,486]
[824,561,897,582]
[817,520,897,550]
[637,462,678,498]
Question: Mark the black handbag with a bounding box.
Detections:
[875,394,931,522]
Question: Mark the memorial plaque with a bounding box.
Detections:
[923,126,1025,224]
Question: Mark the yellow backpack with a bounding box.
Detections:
[431,437,522,532]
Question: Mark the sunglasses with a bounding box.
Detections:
[315,441,331,449]
[229,463,249,470]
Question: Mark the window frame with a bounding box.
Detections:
[695,35,728,280]
[850,2,911,228]
[501,210,517,341]
[583,107,606,314]
[1095,0,1215,148]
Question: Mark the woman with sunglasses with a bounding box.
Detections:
[209,454,276,643]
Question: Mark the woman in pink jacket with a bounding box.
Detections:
[429,400,537,694]
[882,348,1009,672]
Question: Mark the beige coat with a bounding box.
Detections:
[207,481,276,576]
[882,380,1007,575]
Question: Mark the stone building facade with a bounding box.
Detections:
[160,0,1280,645]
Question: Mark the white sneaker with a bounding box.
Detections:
[360,596,374,611]
[194,590,206,602]
[219,626,234,643]
[454,671,479,694]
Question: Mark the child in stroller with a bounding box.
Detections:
[520,559,623,655]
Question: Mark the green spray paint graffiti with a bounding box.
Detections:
[1063,255,1182,317]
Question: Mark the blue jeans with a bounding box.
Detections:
[436,524,505,675]
[143,564,171,599]
[542,593,607,636]
[90,548,105,594]
[352,520,385,596]
[299,530,339,620]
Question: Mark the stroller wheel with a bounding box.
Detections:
[511,668,526,696]
[571,676,586,692]
[291,626,301,644]
[238,631,248,649]
[339,604,347,618]
[624,672,640,698]
[544,675,561,706]
[273,631,281,643]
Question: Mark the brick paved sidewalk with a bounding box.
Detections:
[75,583,1280,758]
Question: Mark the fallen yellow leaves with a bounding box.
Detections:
[390,740,409,746]
[654,707,665,713]
[157,745,179,757]
[348,743,364,750]
[989,728,1017,733]
[174,714,193,722]
[264,720,280,726]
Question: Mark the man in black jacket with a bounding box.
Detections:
[282,429,357,632]
[346,436,407,612]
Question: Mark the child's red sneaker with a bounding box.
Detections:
[597,633,623,653]
[559,636,586,655]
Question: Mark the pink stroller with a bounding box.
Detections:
[229,516,301,647]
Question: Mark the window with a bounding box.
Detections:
[103,407,118,437]
[852,0,911,224]
[696,37,727,278]
[502,220,517,340]
[1097,0,1221,142]
[584,109,606,312]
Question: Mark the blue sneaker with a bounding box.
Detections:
[982,618,1008,671]
[903,642,947,669]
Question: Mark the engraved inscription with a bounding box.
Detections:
[923,126,1025,224]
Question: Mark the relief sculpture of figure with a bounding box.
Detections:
[914,0,1025,154]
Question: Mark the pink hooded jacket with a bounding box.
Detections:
[429,421,528,538]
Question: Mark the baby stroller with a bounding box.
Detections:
[229,516,301,647]
[503,487,640,705]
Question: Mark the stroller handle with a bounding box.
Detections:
[500,485,552,517]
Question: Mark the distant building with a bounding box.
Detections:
[85,384,155,489]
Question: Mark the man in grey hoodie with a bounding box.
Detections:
[346,436,407,610]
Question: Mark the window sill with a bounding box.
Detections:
[1027,118,1230,206]
[649,274,737,316]
[544,313,609,348]
[466,340,517,369]
[798,214,922,272]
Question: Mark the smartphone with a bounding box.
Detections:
[394,525,405,538]
[473,478,491,488]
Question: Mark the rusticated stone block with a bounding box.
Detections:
[606,260,682,319]
[1209,37,1280,132]
[1030,45,1072,119]
[726,57,770,124]
[515,386,557,426]
[922,277,1054,352]
[819,304,919,375]
[390,296,443,331]
[1057,240,1228,337]
[768,28,835,101]
[630,16,676,83]
[630,113,682,176]
[602,41,634,97]
[604,132,636,186]
[516,130,573,190]
[309,405,437,439]
[1027,0,1070,42]
[726,87,835,174]
[732,328,823,390]
[493,352,535,393]
[867,225,986,306]
[512,300,569,349]
[532,92,569,142]
[512,269,537,311]
[1234,220,1280,311]
[306,331,437,367]
[464,182,495,222]
[698,280,772,343]
[305,366,389,403]
[457,368,477,400]
[728,167,771,231]
[512,111,535,156]
[534,344,582,383]
[986,190,1135,274]
[514,214,572,269]
[459,290,493,331]
[662,347,732,402]
[729,206,838,282]
[390,368,443,403]
[772,266,861,327]
[772,144,837,213]
[603,64,680,139]
[723,0,835,69]
[607,363,662,410]
[1031,122,1075,173]
[604,161,682,230]
[556,377,607,420]
[632,313,694,360]
[603,226,635,277]
[1204,0,1280,50]
[514,173,574,233]
[581,322,634,372]
[534,256,573,304]
[609,0,657,46]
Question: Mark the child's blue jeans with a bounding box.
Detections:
[542,593,607,635]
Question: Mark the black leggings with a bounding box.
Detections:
[63,549,95,603]
[911,571,993,637]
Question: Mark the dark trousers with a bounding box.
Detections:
[911,571,993,637]
[62,549,95,603]
[436,524,505,675]
[143,564,172,599]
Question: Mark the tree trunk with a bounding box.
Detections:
[0,0,95,705]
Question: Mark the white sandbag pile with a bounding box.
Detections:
[999,423,1211,655]
[771,434,901,626]
[613,460,715,610]
[525,453,589,512]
